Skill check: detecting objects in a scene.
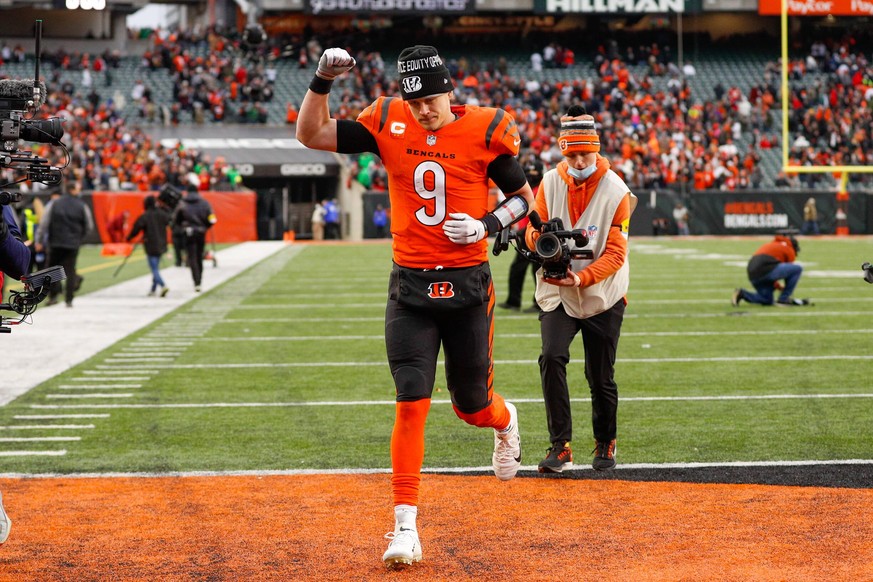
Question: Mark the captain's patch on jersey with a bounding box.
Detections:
[621,218,630,238]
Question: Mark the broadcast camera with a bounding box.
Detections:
[0,264,66,333]
[863,262,873,284]
[493,211,593,279]
[158,183,183,211]
[0,20,67,191]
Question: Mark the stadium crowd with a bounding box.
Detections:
[3,26,871,195]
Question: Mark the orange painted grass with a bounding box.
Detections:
[0,474,871,581]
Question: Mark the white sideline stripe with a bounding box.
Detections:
[0,424,95,429]
[117,351,182,355]
[45,394,134,399]
[26,393,873,410]
[0,450,66,458]
[56,385,141,390]
[82,370,158,375]
[15,414,110,419]
[102,358,174,363]
[0,437,81,442]
[92,354,873,370]
[70,377,150,382]
[3,458,873,479]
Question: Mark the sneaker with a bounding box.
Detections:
[522,304,540,313]
[493,401,521,481]
[160,287,170,298]
[497,302,520,311]
[0,491,11,545]
[731,288,743,307]
[777,297,811,306]
[538,441,573,473]
[195,286,201,293]
[382,528,422,569]
[148,290,156,297]
[592,439,616,471]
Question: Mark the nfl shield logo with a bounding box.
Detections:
[426,135,437,146]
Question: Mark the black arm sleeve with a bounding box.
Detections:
[487,154,527,194]
[336,119,380,156]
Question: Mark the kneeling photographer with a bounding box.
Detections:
[524,107,636,474]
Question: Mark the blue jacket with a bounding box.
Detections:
[1,205,31,279]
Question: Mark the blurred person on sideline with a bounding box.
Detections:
[297,44,534,569]
[311,199,326,241]
[498,157,544,312]
[127,195,172,297]
[372,204,388,238]
[732,230,811,307]
[173,186,216,292]
[324,197,341,239]
[525,106,636,474]
[105,209,130,243]
[801,197,820,235]
[39,184,94,307]
[673,201,690,236]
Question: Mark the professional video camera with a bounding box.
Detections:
[158,183,183,211]
[493,211,594,279]
[863,262,873,284]
[0,20,67,191]
[0,264,66,333]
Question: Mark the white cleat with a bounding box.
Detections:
[382,527,422,569]
[493,401,522,481]
[0,492,11,545]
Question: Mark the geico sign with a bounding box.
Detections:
[281,164,327,176]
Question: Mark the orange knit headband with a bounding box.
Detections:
[558,114,600,154]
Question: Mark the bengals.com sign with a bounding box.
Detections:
[759,0,873,15]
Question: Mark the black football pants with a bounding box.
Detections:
[385,296,493,414]
[538,300,625,445]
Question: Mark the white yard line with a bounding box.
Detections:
[27,392,873,410]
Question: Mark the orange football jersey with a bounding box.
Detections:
[356,97,521,268]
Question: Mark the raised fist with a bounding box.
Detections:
[316,48,356,81]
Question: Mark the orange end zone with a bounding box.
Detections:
[0,474,870,580]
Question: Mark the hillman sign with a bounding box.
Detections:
[534,0,685,12]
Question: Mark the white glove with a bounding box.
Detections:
[316,48,356,81]
[443,213,487,245]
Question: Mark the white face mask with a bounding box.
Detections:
[567,164,597,180]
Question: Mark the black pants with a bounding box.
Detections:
[185,233,206,286]
[504,250,538,308]
[172,231,186,267]
[48,246,80,305]
[384,265,494,413]
[538,300,625,444]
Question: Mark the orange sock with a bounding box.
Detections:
[390,399,431,507]
[453,392,510,430]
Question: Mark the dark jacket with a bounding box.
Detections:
[0,205,30,279]
[173,191,215,236]
[43,194,94,250]
[128,207,171,256]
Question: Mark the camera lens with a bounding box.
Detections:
[20,118,64,143]
[535,233,562,260]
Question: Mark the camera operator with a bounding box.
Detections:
[524,106,636,473]
[0,203,27,544]
[173,185,216,292]
[1,203,31,281]
[732,230,811,306]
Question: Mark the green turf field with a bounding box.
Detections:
[2,237,871,474]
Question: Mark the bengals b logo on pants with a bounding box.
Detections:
[428,282,455,299]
